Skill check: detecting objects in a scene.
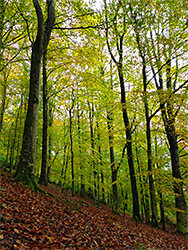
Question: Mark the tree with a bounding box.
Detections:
[15,0,55,189]
[130,0,188,234]
[39,0,56,186]
[130,8,159,227]
[104,0,140,221]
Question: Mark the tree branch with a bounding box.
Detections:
[54,24,102,30]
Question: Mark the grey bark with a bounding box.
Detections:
[15,0,55,182]
[39,0,55,186]
[104,0,140,221]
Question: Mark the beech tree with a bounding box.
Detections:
[104,0,140,221]
[15,0,55,189]
[38,0,56,186]
[130,7,159,227]
[130,0,188,235]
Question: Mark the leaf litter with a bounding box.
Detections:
[0,172,188,250]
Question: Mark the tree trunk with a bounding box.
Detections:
[0,0,5,72]
[146,18,188,235]
[69,108,74,197]
[15,0,55,190]
[61,149,69,193]
[6,124,12,169]
[9,96,23,171]
[39,0,55,186]
[136,145,145,222]
[77,107,85,197]
[104,1,140,220]
[47,106,53,181]
[134,22,158,226]
[107,110,119,214]
[39,50,48,186]
[117,65,140,221]
[158,188,165,231]
[155,136,165,231]
[0,83,6,142]
[0,76,7,144]
[162,109,188,234]
[142,66,158,227]
[88,102,97,199]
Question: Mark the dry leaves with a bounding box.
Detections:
[0,172,188,249]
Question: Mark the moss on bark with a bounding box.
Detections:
[14,173,45,193]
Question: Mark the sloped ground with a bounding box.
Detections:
[0,172,188,250]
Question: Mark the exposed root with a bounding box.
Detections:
[14,172,56,197]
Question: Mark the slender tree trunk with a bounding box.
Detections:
[9,96,23,171]
[161,107,188,234]
[0,82,6,143]
[136,143,150,224]
[96,120,103,202]
[107,110,119,214]
[142,64,158,227]
[88,102,97,199]
[69,108,74,197]
[60,145,67,186]
[47,106,53,181]
[146,117,158,227]
[0,70,8,144]
[118,65,140,221]
[6,124,12,169]
[39,0,55,186]
[14,112,23,170]
[0,0,5,48]
[155,136,165,231]
[133,20,158,226]
[100,171,105,203]
[62,151,69,193]
[136,145,145,222]
[77,107,85,197]
[0,0,5,78]
[143,173,150,224]
[111,168,119,214]
[39,50,48,186]
[104,0,140,220]
[158,188,165,231]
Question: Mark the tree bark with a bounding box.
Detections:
[0,0,5,71]
[0,79,7,144]
[47,106,53,181]
[15,0,44,183]
[88,101,97,199]
[118,64,140,221]
[77,105,85,197]
[104,1,140,220]
[107,109,119,214]
[0,0,8,143]
[15,0,55,190]
[132,12,158,226]
[69,108,74,196]
[9,95,23,171]
[161,106,188,234]
[39,51,48,186]
[136,145,146,223]
[39,0,55,186]
[142,67,158,227]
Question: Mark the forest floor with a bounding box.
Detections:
[0,171,188,250]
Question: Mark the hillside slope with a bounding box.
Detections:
[0,172,188,250]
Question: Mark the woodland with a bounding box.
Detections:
[0,0,188,247]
